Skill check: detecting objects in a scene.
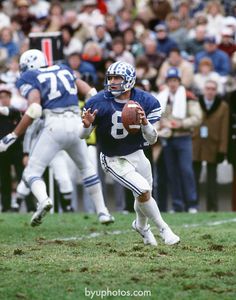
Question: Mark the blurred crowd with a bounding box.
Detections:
[0,0,236,213]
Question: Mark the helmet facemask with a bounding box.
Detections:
[105,74,126,96]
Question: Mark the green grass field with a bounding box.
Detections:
[0,212,236,300]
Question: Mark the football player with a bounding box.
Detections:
[0,49,114,226]
[80,61,180,246]
[16,118,75,213]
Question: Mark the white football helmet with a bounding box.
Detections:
[19,49,48,73]
[104,61,136,96]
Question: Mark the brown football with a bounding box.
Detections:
[121,100,141,134]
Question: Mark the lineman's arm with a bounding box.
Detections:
[0,89,42,152]
[14,89,42,136]
[75,78,97,100]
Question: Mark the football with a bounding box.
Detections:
[121,100,141,134]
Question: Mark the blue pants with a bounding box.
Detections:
[162,135,197,211]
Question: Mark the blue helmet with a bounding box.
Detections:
[165,67,181,80]
[104,61,136,96]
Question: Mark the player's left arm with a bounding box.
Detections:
[75,78,97,100]
[136,103,159,145]
[0,89,42,152]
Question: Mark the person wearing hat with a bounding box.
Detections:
[157,67,202,212]
[154,22,178,57]
[12,0,36,36]
[194,35,231,77]
[156,47,194,89]
[0,85,24,212]
[218,27,236,58]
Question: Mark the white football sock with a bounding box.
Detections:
[134,199,148,229]
[137,197,168,229]
[86,183,109,215]
[31,179,49,203]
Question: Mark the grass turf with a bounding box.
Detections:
[0,212,236,300]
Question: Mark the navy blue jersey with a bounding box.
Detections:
[84,88,161,156]
[16,64,78,109]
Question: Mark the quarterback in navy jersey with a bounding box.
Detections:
[84,88,161,157]
[0,49,114,226]
[81,61,180,246]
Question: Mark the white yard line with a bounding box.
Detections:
[49,218,236,242]
[183,217,236,228]
[52,229,131,242]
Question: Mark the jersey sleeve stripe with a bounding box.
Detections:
[83,175,100,187]
[147,109,161,121]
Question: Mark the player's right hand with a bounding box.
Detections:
[0,132,17,152]
[82,108,98,128]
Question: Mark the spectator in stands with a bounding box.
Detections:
[138,0,172,31]
[157,67,202,213]
[33,12,50,32]
[226,85,236,211]
[156,47,194,89]
[154,23,178,57]
[183,24,207,57]
[192,79,229,211]
[222,16,236,42]
[117,7,133,32]
[132,17,153,42]
[218,27,236,58]
[0,85,24,212]
[142,38,165,73]
[44,4,63,33]
[78,0,105,36]
[109,36,135,65]
[89,24,112,59]
[0,27,19,61]
[135,55,158,90]
[176,0,192,29]
[205,0,225,40]
[81,41,103,66]
[193,11,209,27]
[105,0,123,15]
[105,14,120,39]
[63,10,92,44]
[0,56,19,88]
[12,0,36,36]
[66,52,98,86]
[0,1,10,31]
[61,24,83,58]
[29,0,50,19]
[187,0,205,17]
[81,40,104,86]
[165,12,188,51]
[10,16,25,49]
[194,35,231,76]
[123,27,144,58]
[192,57,224,95]
[48,1,64,19]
